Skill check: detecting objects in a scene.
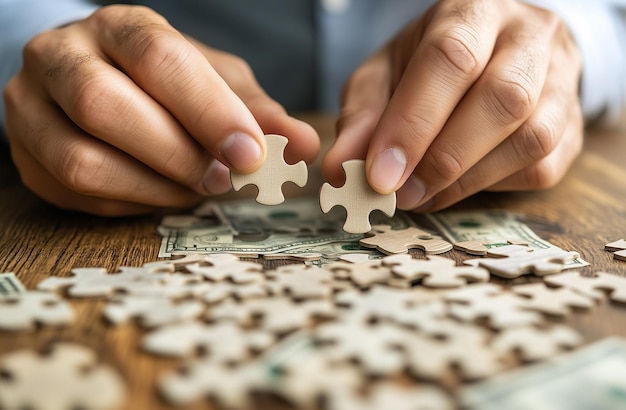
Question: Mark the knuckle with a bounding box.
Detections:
[513,118,558,161]
[521,161,560,190]
[485,74,535,124]
[71,74,121,131]
[427,30,480,76]
[56,143,109,196]
[424,145,464,183]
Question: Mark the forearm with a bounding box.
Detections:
[0,0,99,139]
[524,0,626,125]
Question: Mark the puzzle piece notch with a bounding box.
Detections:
[475,245,580,278]
[383,254,489,288]
[0,343,126,410]
[360,225,453,255]
[230,134,308,205]
[320,160,396,234]
[0,291,75,331]
[544,271,626,303]
[606,239,626,261]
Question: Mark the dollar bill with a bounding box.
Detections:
[427,210,589,268]
[461,337,626,410]
[0,272,26,298]
[158,197,416,257]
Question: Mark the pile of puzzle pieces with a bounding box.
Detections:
[1,234,625,409]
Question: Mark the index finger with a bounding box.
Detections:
[366,0,506,194]
[93,5,265,173]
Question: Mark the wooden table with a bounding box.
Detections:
[1,114,625,409]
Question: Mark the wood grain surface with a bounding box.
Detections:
[1,114,625,409]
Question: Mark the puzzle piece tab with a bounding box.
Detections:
[320,160,396,233]
[0,291,74,331]
[384,254,489,288]
[230,134,308,205]
[475,245,580,278]
[544,271,626,303]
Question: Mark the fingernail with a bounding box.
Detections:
[369,148,407,193]
[396,175,426,210]
[220,132,262,172]
[202,160,232,195]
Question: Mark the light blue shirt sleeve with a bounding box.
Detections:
[524,0,626,125]
[0,0,99,136]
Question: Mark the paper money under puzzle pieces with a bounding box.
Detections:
[320,160,396,234]
[0,343,126,410]
[230,134,308,205]
[360,225,453,255]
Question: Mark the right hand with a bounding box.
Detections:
[3,5,319,216]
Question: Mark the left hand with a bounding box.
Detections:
[322,0,583,212]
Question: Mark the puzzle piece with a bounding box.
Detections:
[0,343,126,410]
[185,254,264,283]
[384,300,449,335]
[606,239,626,261]
[230,134,308,205]
[474,244,580,278]
[544,271,626,303]
[327,382,454,410]
[142,321,275,361]
[159,358,265,408]
[360,225,453,255]
[37,267,173,298]
[492,325,582,362]
[265,265,333,299]
[0,291,74,331]
[511,282,594,316]
[401,322,502,381]
[445,283,543,329]
[335,285,443,323]
[453,239,528,256]
[103,295,205,328]
[314,320,408,376]
[320,160,396,233]
[208,297,336,334]
[325,260,393,288]
[202,281,269,304]
[384,254,489,288]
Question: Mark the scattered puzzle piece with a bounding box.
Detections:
[511,282,594,316]
[445,283,543,329]
[544,271,626,303]
[37,267,173,298]
[453,239,528,256]
[384,254,489,288]
[474,245,580,278]
[0,291,74,331]
[230,134,308,205]
[0,343,126,410]
[103,295,205,328]
[265,265,333,299]
[606,239,626,261]
[160,359,265,408]
[492,325,582,362]
[315,320,408,376]
[202,281,269,304]
[326,260,393,288]
[185,254,264,283]
[401,322,502,381]
[142,321,275,361]
[320,160,396,234]
[360,225,452,255]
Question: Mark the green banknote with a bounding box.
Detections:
[461,337,626,410]
[158,197,415,257]
[0,272,26,298]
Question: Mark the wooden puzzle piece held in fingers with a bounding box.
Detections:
[320,160,396,234]
[230,134,308,205]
